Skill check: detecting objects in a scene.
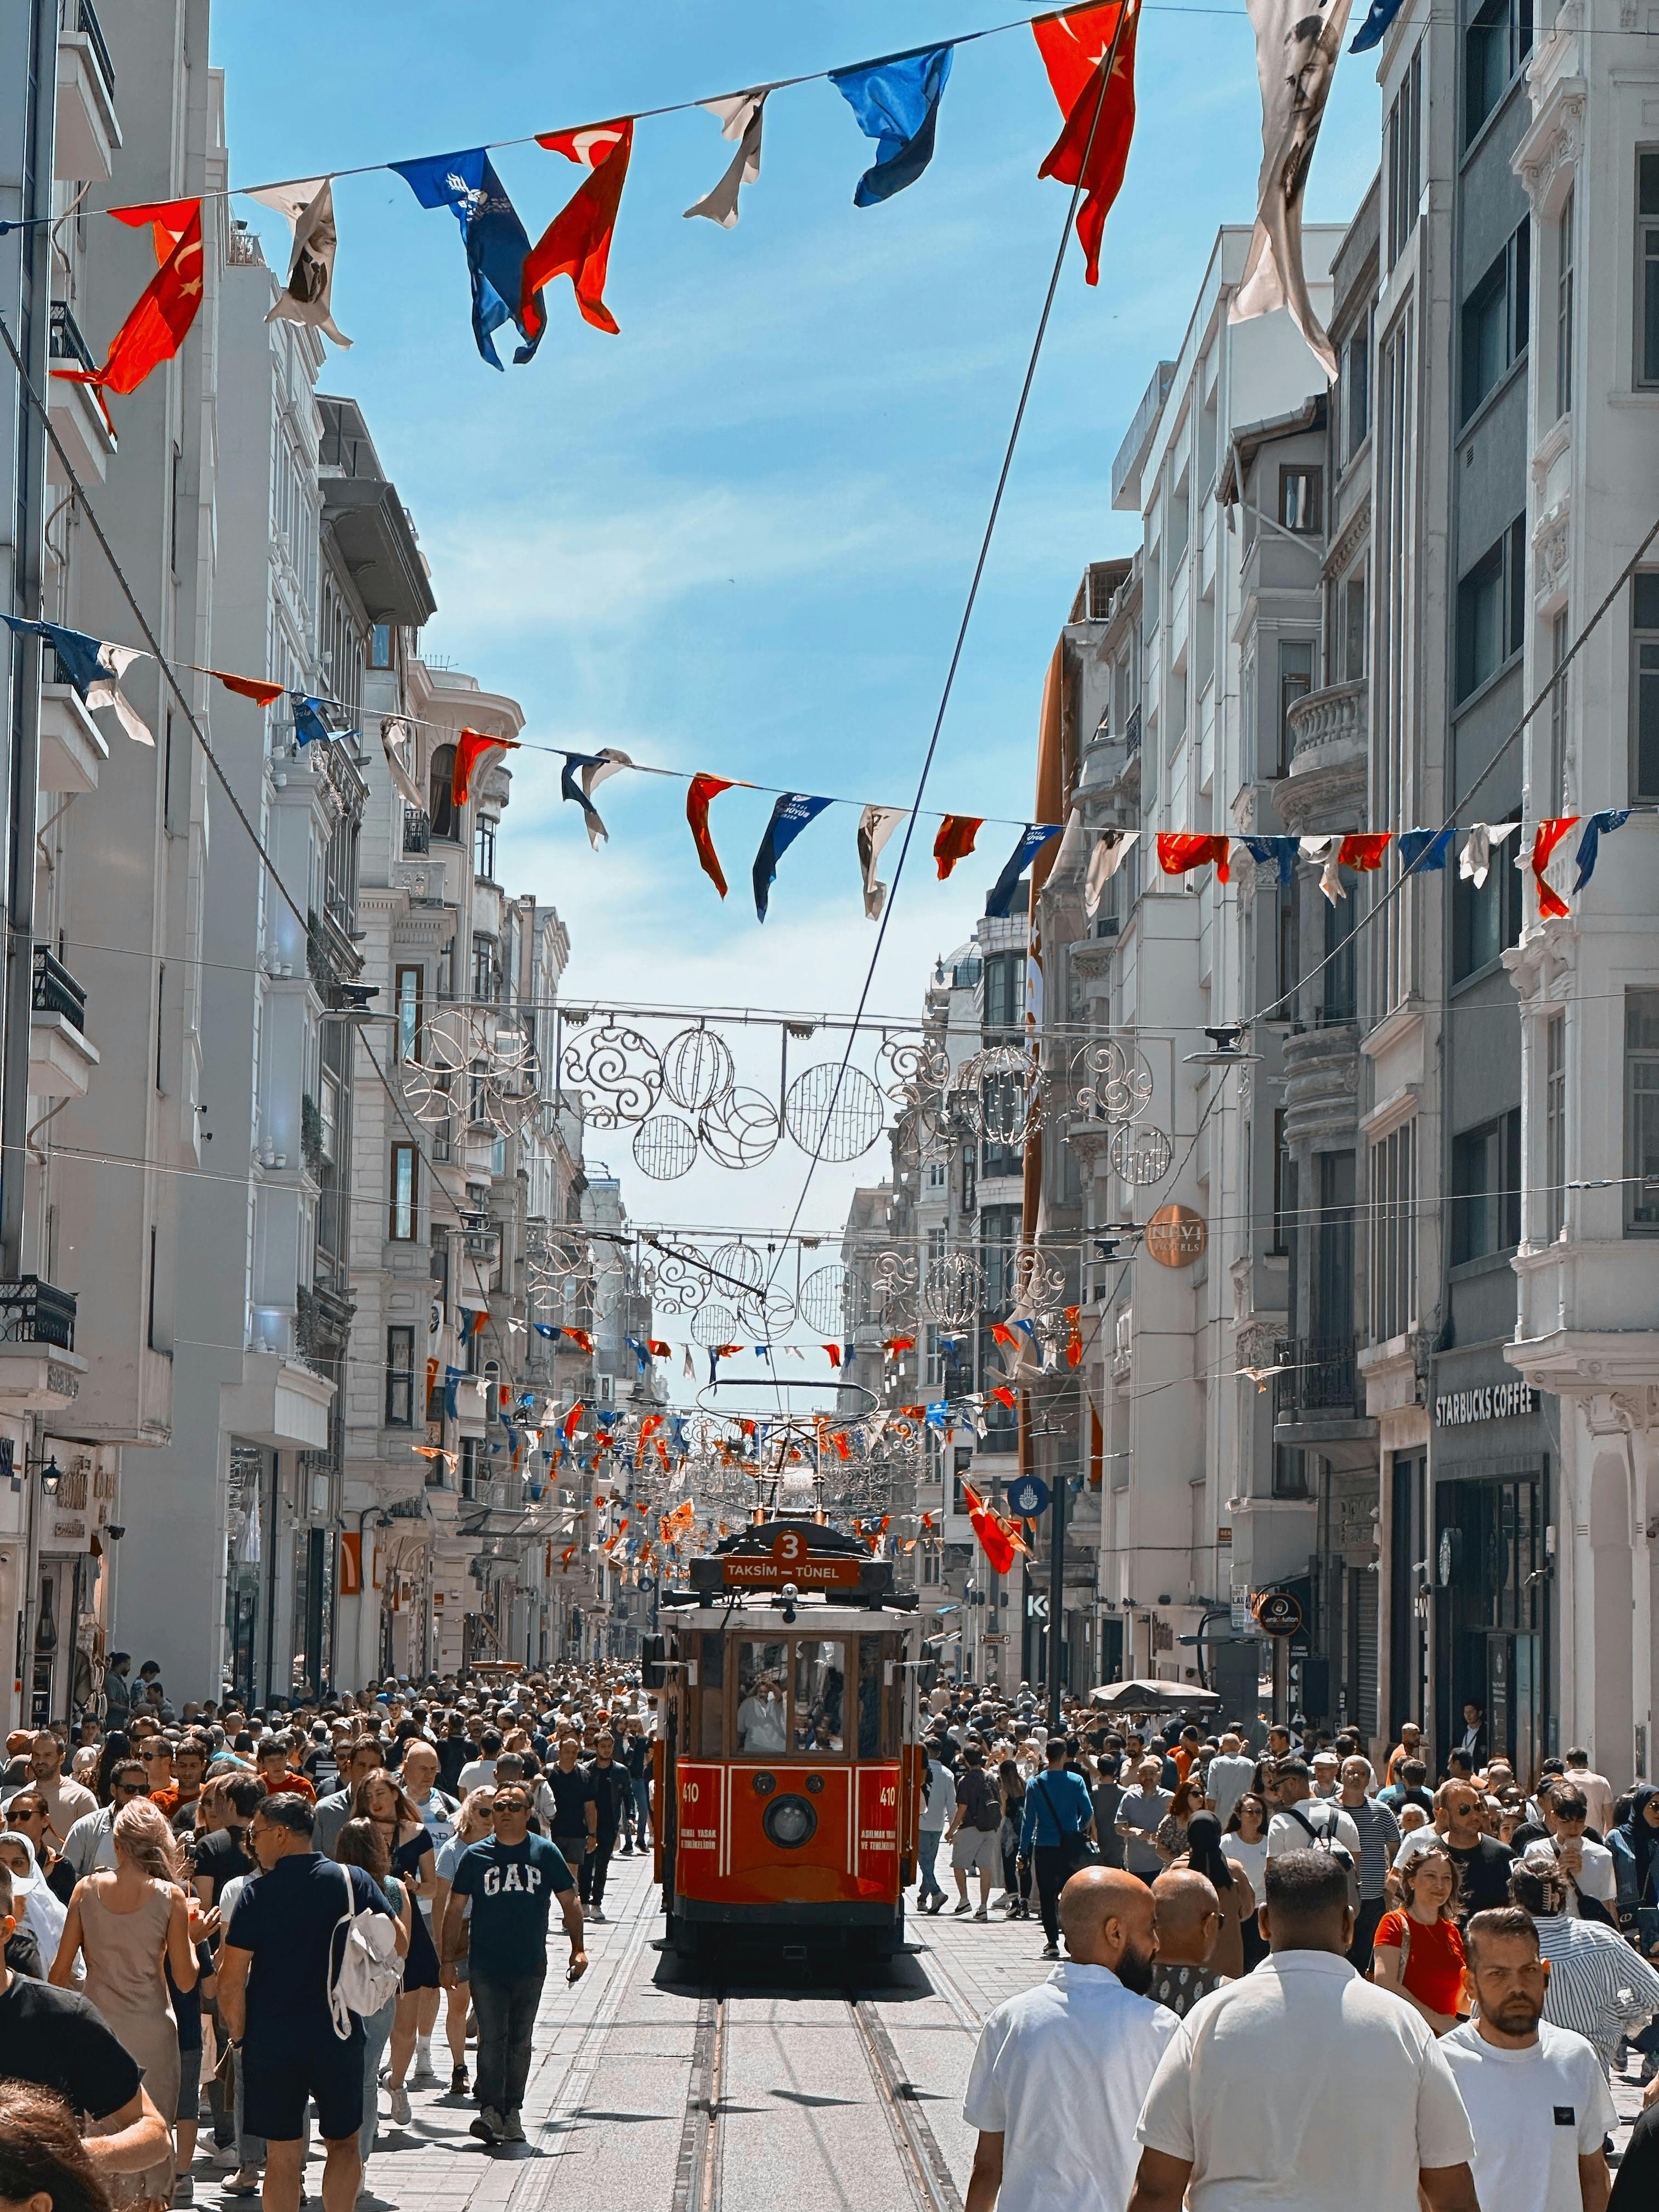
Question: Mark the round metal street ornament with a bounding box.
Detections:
[1145,1204,1208,1269]
[1256,1588,1304,1639]
[1007,1474,1051,1519]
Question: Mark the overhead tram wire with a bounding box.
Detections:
[763,5,1135,1308]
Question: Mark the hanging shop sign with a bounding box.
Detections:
[1144,1203,1207,1268]
[1433,1382,1538,1427]
[1255,1588,1303,1638]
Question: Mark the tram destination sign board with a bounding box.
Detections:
[721,1530,864,1589]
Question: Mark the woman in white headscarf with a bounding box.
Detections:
[0,1826,67,1967]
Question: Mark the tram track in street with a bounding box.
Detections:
[669,1977,962,2212]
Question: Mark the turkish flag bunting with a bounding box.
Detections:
[1531,817,1579,918]
[1338,833,1392,871]
[55,200,205,401]
[933,816,983,879]
[686,774,736,898]
[1157,833,1231,882]
[454,727,520,807]
[1033,2,1141,286]
[212,670,286,708]
[525,120,634,335]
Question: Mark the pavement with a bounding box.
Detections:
[195,1855,1650,2210]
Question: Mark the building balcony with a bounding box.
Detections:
[1273,1334,1377,1471]
[30,949,97,1099]
[402,806,431,855]
[1280,1021,1361,1148]
[1279,679,1368,833]
[0,1277,84,1412]
[47,304,118,484]
[0,1277,77,1352]
[55,1,121,181]
[39,681,108,793]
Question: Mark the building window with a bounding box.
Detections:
[1271,1108,1293,1255]
[1275,638,1314,775]
[927,1159,947,1191]
[369,622,394,669]
[1278,466,1323,535]
[1369,1119,1417,1342]
[1342,323,1370,464]
[919,1546,942,1588]
[1548,608,1570,813]
[472,935,496,1005]
[1543,1013,1566,1243]
[390,1143,417,1240]
[460,1437,480,1502]
[1273,1446,1308,1500]
[1625,989,1659,1231]
[428,743,458,840]
[1455,517,1526,701]
[474,814,497,882]
[1452,840,1520,979]
[1386,47,1421,269]
[385,1325,415,1426]
[1638,151,1659,388]
[319,1071,338,1164]
[430,1225,450,1306]
[1461,221,1530,422]
[1314,1150,1356,1339]
[1274,879,1299,1018]
[1343,571,1367,682]
[1451,1109,1521,1265]
[1555,189,1573,418]
[1633,572,1659,802]
[980,1203,1022,1312]
[960,1143,977,1216]
[982,951,1021,1033]
[1322,895,1356,1025]
[395,964,424,1063]
[1465,0,1532,148]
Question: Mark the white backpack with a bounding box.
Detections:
[327,1863,403,2039]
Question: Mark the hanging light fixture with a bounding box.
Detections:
[38,1454,61,1498]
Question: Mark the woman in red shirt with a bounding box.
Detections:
[1371,1842,1465,2033]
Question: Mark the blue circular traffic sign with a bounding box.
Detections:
[1007,1475,1051,1518]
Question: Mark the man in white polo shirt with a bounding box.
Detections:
[963,1866,1175,2212]
[1441,1905,1613,2212]
[1127,1850,1479,2212]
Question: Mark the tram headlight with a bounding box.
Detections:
[753,1772,776,1795]
[761,1792,818,1849]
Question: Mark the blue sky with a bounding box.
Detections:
[215,1,1384,1286]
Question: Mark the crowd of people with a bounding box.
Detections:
[0,1663,653,2211]
[941,1683,1659,2210]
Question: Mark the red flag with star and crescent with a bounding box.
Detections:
[524,119,634,336]
[1033,1,1141,287]
[54,199,206,402]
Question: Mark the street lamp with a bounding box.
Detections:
[38,1454,61,1499]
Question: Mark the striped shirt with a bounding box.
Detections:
[1533,1912,1659,2073]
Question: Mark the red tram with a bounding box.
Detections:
[646,1519,928,1960]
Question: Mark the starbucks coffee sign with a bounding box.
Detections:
[1145,1203,1207,1268]
[1434,1381,1538,1427]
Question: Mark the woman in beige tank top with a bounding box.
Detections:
[51,1798,199,2209]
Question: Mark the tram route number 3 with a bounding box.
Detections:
[722,1529,863,1588]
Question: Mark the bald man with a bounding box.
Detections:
[1147,1869,1227,2019]
[964,1869,1175,2212]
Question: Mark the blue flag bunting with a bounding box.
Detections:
[289,695,334,747]
[1240,836,1300,884]
[752,792,833,920]
[1573,809,1630,891]
[1,614,101,697]
[392,149,546,370]
[830,43,954,206]
[985,823,1063,917]
[1350,0,1408,52]
[1398,826,1455,872]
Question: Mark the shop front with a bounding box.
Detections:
[1429,1365,1554,1785]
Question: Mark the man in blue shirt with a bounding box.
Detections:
[439,1781,586,2146]
[217,1794,396,2212]
[1019,1738,1098,1960]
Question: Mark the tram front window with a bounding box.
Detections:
[794,1640,846,1752]
[735,1641,791,1754]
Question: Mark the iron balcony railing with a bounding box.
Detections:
[0,1277,77,1351]
[64,0,115,94]
[1273,1335,1365,1421]
[1125,702,1142,754]
[403,806,431,855]
[32,946,86,1032]
[49,300,99,376]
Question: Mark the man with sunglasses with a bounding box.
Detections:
[438,1783,586,2147]
[56,1760,151,1889]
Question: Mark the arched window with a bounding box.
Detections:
[429,743,457,840]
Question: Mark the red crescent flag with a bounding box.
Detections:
[1338,833,1391,871]
[562,1327,594,1353]
[54,200,205,400]
[524,119,634,335]
[686,774,735,897]
[562,1401,584,1441]
[824,1344,842,1368]
[1531,817,1579,918]
[1033,2,1141,286]
[1064,1304,1084,1368]
[990,1385,1017,1409]
[934,816,983,879]
[453,727,521,808]
[1157,832,1231,882]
